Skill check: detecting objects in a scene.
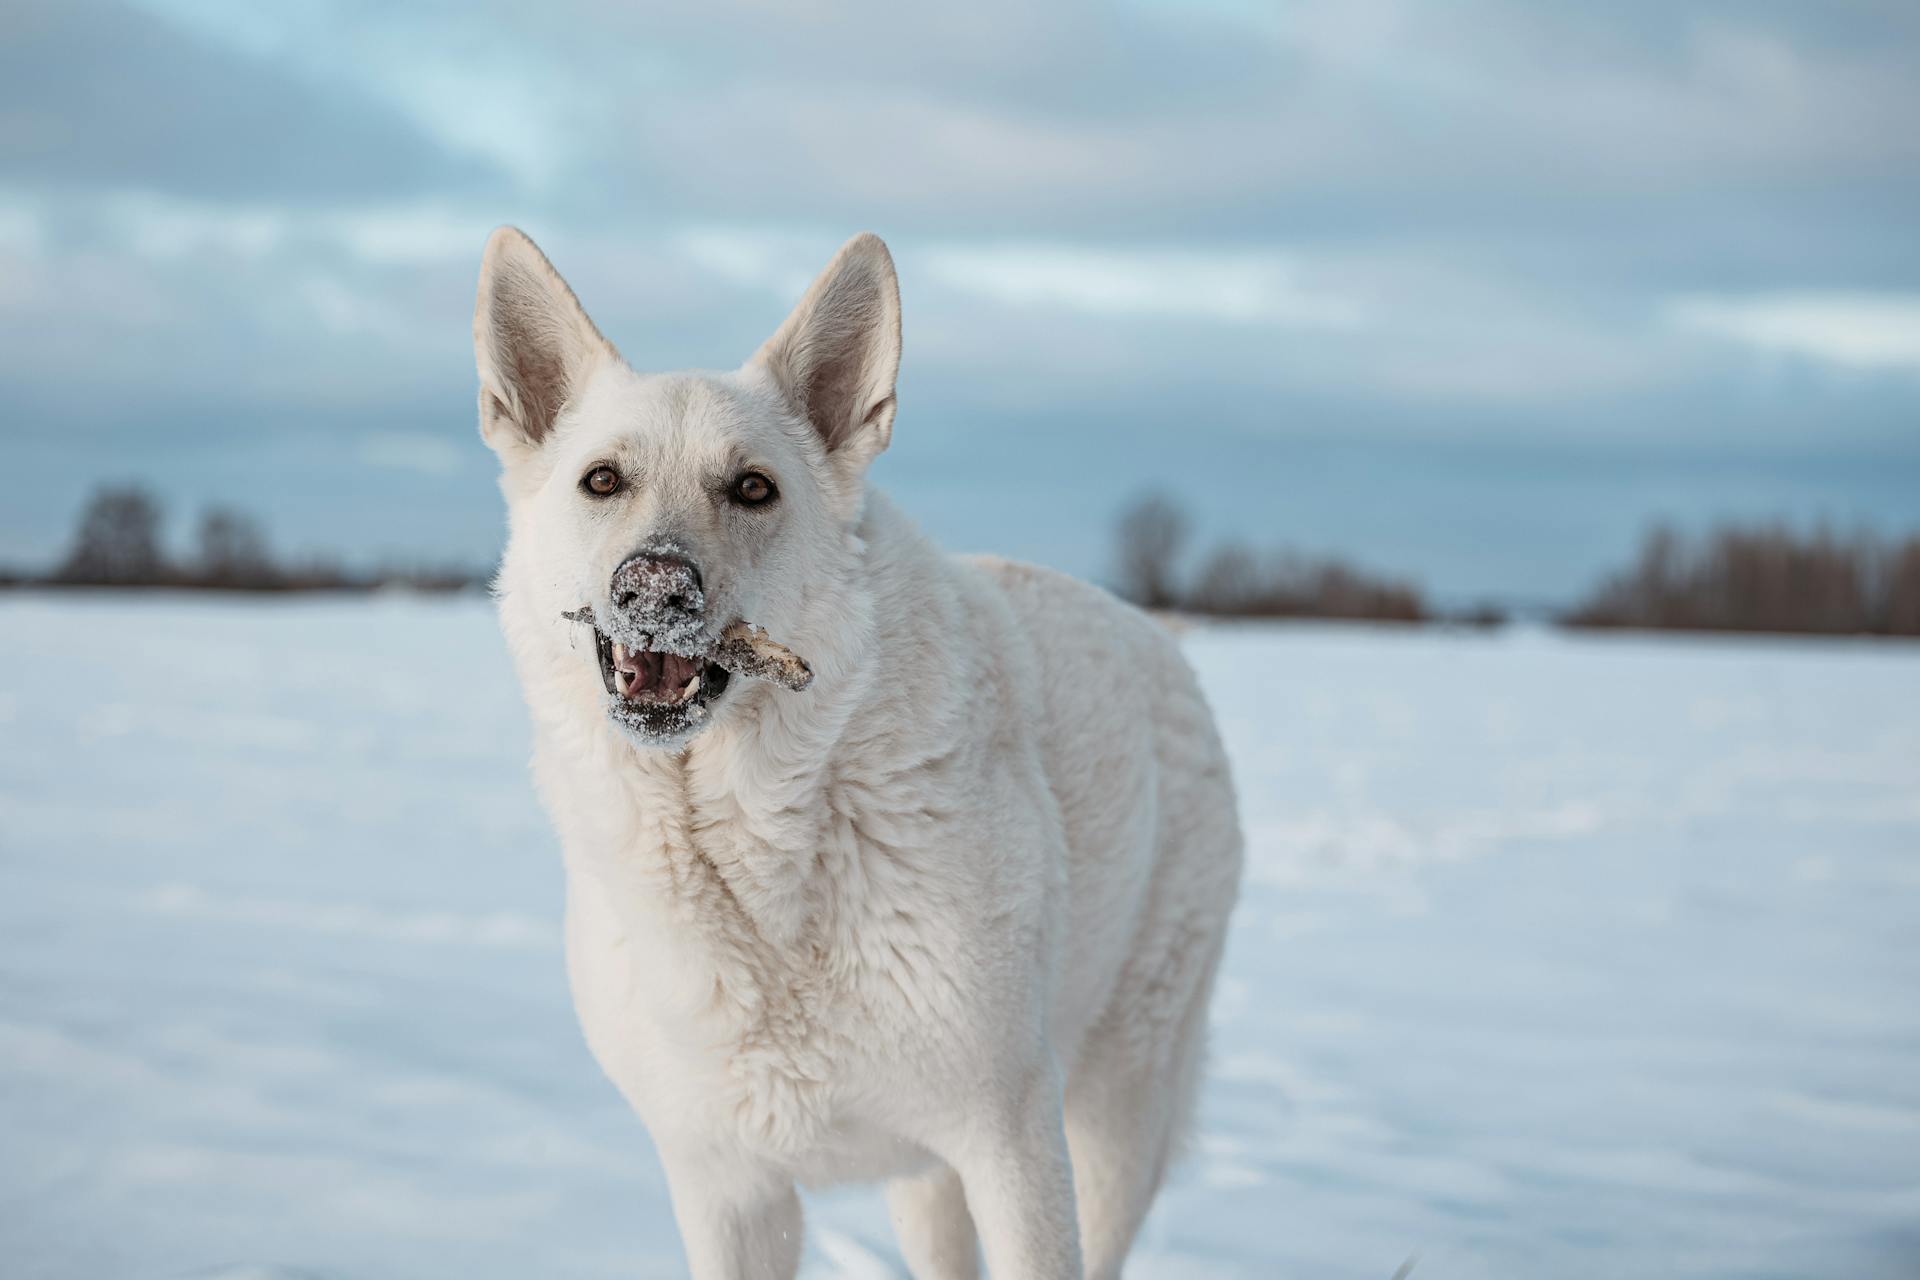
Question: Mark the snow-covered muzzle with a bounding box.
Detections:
[564,549,815,749]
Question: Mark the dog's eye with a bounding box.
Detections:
[581,465,621,497]
[731,472,777,507]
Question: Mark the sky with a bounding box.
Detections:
[2,0,1917,603]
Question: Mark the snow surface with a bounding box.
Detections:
[2,593,1917,1279]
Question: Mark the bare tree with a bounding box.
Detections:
[57,486,169,585]
[1114,493,1187,609]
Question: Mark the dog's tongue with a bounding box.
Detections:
[612,645,702,702]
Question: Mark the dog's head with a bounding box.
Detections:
[475,228,899,749]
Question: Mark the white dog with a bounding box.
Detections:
[474,227,1242,1279]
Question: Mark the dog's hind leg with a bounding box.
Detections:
[1065,927,1227,1280]
[886,1162,979,1279]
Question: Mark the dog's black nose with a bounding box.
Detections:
[611,552,704,618]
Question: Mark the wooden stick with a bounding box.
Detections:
[562,608,814,692]
[709,620,814,691]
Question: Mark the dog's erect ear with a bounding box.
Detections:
[748,233,901,470]
[473,227,618,460]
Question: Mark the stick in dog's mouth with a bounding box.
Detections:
[707,621,814,692]
[562,609,814,698]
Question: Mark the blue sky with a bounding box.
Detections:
[3,0,1917,602]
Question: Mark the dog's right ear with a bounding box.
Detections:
[473,227,618,463]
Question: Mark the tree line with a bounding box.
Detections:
[6,485,486,593]
[1112,493,1920,637]
[1113,494,1446,624]
[1565,522,1920,636]
[7,485,1917,637]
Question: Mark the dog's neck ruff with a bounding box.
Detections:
[565,502,916,950]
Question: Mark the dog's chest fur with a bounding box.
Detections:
[554,723,1005,1180]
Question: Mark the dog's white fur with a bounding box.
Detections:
[475,228,1242,1279]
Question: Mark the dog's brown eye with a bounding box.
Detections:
[582,465,620,497]
[732,472,776,506]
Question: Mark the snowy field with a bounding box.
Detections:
[2,592,1917,1280]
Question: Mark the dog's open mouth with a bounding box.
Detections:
[567,610,813,745]
[589,628,732,738]
[608,643,717,705]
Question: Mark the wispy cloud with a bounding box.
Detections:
[921,245,1366,329]
[1666,293,1920,372]
[358,432,469,477]
[676,228,824,299]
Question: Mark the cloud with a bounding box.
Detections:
[668,226,1664,403]
[676,228,824,300]
[921,245,1365,328]
[1665,293,1920,372]
[0,189,478,420]
[533,0,1920,240]
[680,230,1365,328]
[100,0,1920,241]
[358,432,471,478]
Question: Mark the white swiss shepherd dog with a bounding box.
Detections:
[474,226,1243,1279]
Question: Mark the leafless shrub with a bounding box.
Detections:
[1186,543,1426,621]
[1888,540,1920,635]
[196,506,282,588]
[1568,522,1920,637]
[1114,493,1429,622]
[1187,542,1265,615]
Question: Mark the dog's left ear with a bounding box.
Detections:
[748,233,901,474]
[473,226,619,465]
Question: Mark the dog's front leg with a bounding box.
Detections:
[946,1067,1084,1280]
[659,1148,803,1280]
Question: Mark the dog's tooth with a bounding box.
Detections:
[683,675,700,699]
[612,642,628,663]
